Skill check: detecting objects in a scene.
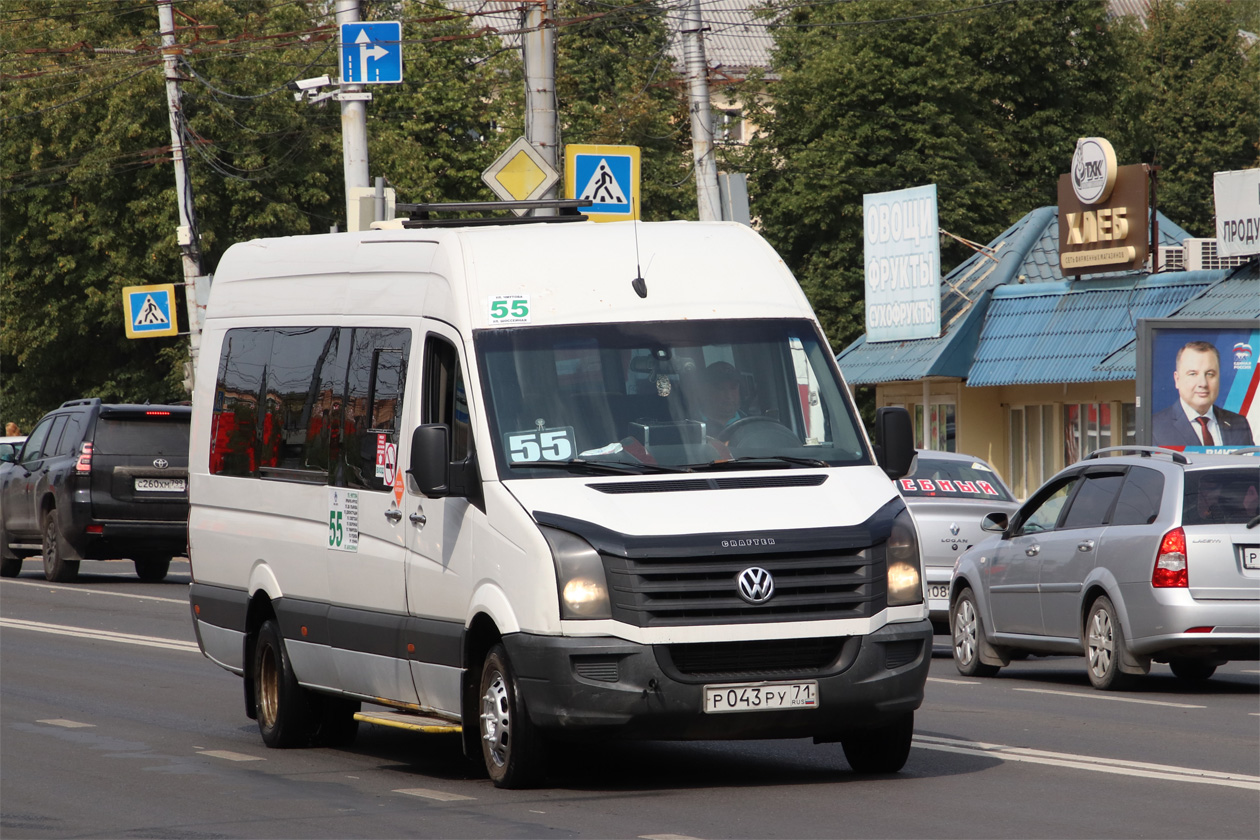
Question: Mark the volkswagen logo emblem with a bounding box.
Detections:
[736,567,775,605]
[153,458,169,470]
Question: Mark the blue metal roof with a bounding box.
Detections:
[836,206,1195,386]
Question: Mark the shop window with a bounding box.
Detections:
[1064,403,1112,465]
[714,108,743,144]
[1121,403,1136,446]
[915,403,955,451]
[1009,404,1058,498]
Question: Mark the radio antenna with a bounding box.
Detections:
[631,196,647,298]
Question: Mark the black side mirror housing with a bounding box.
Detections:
[410,424,451,498]
[874,406,915,479]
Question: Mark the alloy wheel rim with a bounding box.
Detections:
[954,599,978,665]
[1087,609,1114,677]
[481,671,511,768]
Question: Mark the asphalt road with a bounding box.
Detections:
[2,558,1257,839]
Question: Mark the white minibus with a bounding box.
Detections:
[188,217,929,787]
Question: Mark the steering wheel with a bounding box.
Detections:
[718,415,801,451]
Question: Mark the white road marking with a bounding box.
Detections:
[394,788,475,802]
[0,617,199,652]
[927,676,981,685]
[0,577,186,605]
[38,719,95,728]
[914,735,1259,790]
[198,750,264,762]
[640,836,704,840]
[1012,687,1205,709]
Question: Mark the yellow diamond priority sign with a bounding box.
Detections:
[482,137,559,213]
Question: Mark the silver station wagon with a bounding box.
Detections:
[896,450,1019,632]
[950,447,1260,689]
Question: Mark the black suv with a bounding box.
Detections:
[0,399,191,582]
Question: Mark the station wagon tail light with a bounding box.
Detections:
[1152,527,1187,588]
[75,442,93,474]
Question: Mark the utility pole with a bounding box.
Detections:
[522,0,558,215]
[683,0,720,221]
[157,0,207,392]
[336,0,371,229]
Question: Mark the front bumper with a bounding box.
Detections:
[505,618,932,741]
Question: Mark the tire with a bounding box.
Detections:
[1085,596,1134,691]
[133,555,171,583]
[951,587,1000,677]
[41,509,79,583]
[311,696,361,748]
[1169,658,1217,683]
[253,619,315,748]
[479,643,544,789]
[841,712,915,774]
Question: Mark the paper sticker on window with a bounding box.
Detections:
[329,489,359,552]
[899,478,1000,496]
[505,427,575,463]
[489,295,530,325]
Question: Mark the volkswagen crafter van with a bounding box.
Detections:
[187,217,930,787]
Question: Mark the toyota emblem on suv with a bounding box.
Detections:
[737,567,775,604]
[153,458,169,469]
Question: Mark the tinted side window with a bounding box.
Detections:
[20,416,57,462]
[55,413,88,457]
[1061,472,1124,529]
[260,328,343,478]
[1110,467,1165,526]
[41,416,69,459]
[423,336,470,460]
[1020,477,1078,534]
[337,328,411,492]
[210,329,272,476]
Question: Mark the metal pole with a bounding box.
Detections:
[683,0,720,221]
[157,0,206,393]
[336,0,370,230]
[522,0,558,214]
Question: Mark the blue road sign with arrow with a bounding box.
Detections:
[340,22,403,84]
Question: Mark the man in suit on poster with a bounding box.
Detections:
[1151,341,1255,446]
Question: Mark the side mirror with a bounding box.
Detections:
[873,406,915,479]
[409,424,450,498]
[981,512,1009,533]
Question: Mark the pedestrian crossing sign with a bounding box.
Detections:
[122,284,179,339]
[565,144,640,222]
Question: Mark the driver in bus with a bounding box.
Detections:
[698,361,747,434]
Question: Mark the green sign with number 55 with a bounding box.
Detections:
[489,295,530,324]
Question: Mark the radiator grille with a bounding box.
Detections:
[665,637,848,678]
[604,547,885,627]
[591,475,828,494]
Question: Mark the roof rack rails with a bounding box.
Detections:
[1085,446,1189,464]
[390,198,593,229]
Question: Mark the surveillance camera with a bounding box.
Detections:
[286,75,332,92]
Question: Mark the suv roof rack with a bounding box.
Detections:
[388,198,593,229]
[57,398,101,409]
[1086,446,1189,464]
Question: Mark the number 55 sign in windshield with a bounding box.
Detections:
[488,295,530,325]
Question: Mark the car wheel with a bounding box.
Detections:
[479,642,544,789]
[311,696,360,748]
[951,587,1000,677]
[133,555,171,583]
[41,509,79,583]
[1085,596,1134,690]
[1169,659,1217,683]
[841,712,914,774]
[254,619,315,748]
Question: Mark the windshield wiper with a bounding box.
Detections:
[685,455,830,471]
[1248,514,1260,530]
[508,459,690,475]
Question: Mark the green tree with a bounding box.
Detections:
[1112,0,1260,237]
[744,0,1127,351]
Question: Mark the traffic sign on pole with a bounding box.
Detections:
[122,284,179,339]
[340,21,403,84]
[565,144,640,222]
[482,137,560,213]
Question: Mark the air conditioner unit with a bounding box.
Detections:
[1160,246,1185,271]
[1184,238,1250,271]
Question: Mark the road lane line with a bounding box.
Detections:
[198,750,264,762]
[927,677,981,685]
[913,735,1259,790]
[38,719,95,728]
[394,788,476,802]
[0,578,186,605]
[1012,687,1205,709]
[0,617,198,652]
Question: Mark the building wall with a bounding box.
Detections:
[876,379,1136,500]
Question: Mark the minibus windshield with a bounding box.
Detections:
[475,319,870,478]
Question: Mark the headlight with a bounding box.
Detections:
[541,526,612,619]
[886,507,923,607]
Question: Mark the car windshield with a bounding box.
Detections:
[475,319,869,478]
[1182,468,1259,526]
[898,456,1015,502]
